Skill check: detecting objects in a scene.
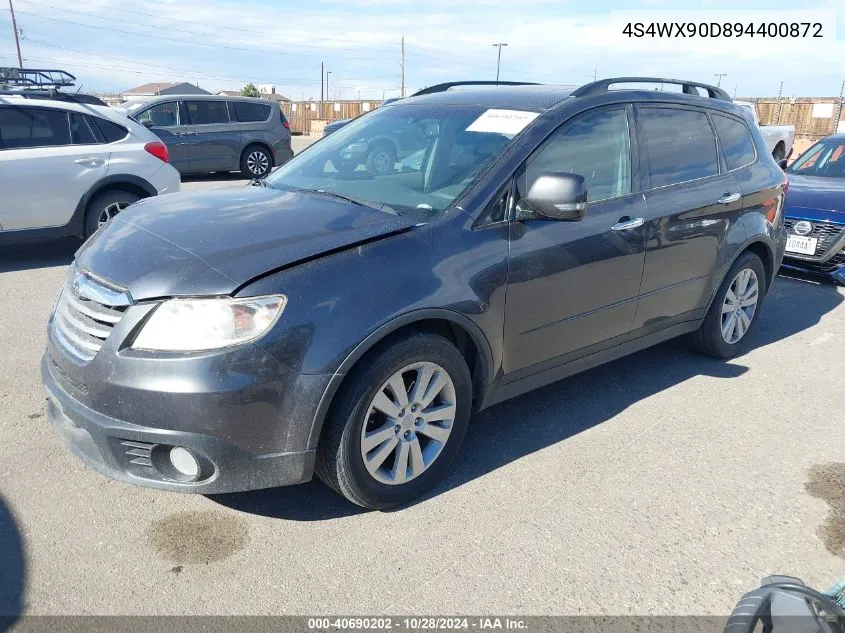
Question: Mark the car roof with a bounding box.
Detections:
[1,94,108,115]
[124,94,276,104]
[398,85,576,111]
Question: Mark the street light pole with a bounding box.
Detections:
[714,72,727,88]
[8,0,23,68]
[326,71,332,101]
[491,43,507,83]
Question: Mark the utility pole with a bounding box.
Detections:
[834,80,845,134]
[775,81,784,125]
[8,0,23,68]
[400,36,405,98]
[326,71,332,101]
[491,42,507,83]
[320,62,324,102]
[713,73,726,88]
[593,65,597,82]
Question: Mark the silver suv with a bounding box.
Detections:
[0,96,181,241]
[118,95,293,178]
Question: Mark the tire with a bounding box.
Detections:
[365,144,397,175]
[84,190,139,238]
[240,145,273,179]
[690,251,767,358]
[772,143,785,162]
[332,155,358,176]
[316,332,472,510]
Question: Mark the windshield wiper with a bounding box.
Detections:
[307,189,398,215]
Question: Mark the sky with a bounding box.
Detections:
[2,0,844,100]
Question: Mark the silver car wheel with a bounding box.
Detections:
[360,362,457,486]
[246,150,269,175]
[721,268,759,344]
[97,201,129,228]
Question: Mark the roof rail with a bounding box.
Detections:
[572,77,732,102]
[412,81,540,97]
[0,67,76,89]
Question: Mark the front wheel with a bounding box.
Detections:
[690,251,767,358]
[365,145,396,175]
[316,332,472,510]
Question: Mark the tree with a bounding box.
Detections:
[240,83,260,98]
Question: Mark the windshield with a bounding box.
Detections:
[787,138,845,178]
[266,103,539,218]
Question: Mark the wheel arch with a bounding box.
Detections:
[75,174,158,236]
[306,309,495,449]
[705,238,775,314]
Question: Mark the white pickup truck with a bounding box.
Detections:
[735,100,795,162]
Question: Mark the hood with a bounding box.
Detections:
[784,174,845,220]
[76,188,417,300]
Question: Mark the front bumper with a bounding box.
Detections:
[42,341,329,493]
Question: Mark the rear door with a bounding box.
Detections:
[503,105,648,377]
[133,100,192,172]
[633,105,745,332]
[182,100,238,172]
[0,105,107,231]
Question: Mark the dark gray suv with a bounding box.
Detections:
[118,95,293,178]
[43,78,787,510]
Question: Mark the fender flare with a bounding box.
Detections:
[306,308,496,448]
[71,174,158,234]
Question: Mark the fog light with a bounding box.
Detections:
[169,447,199,478]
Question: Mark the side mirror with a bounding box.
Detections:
[141,120,155,129]
[517,172,588,221]
[777,158,788,171]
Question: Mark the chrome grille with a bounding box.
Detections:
[52,268,131,362]
[784,219,845,259]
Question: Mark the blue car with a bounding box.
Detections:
[782,134,845,283]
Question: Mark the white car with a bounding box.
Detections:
[735,100,795,162]
[0,95,181,241]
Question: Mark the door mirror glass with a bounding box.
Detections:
[517,172,588,221]
[776,158,788,170]
[141,120,155,129]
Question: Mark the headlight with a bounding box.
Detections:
[132,295,287,351]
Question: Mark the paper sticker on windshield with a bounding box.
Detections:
[466,109,539,136]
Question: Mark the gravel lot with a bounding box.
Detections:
[1,136,843,616]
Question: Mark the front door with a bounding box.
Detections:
[133,100,192,172]
[503,105,647,378]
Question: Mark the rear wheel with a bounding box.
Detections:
[690,251,767,358]
[365,144,397,175]
[84,190,139,238]
[240,145,272,178]
[316,332,472,510]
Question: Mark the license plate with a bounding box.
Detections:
[786,235,818,255]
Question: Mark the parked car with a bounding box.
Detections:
[780,134,845,283]
[42,78,787,509]
[116,94,293,178]
[0,95,180,241]
[735,100,795,162]
[322,98,403,138]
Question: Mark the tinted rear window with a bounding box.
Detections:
[232,101,271,123]
[69,113,98,145]
[92,117,129,143]
[0,106,70,149]
[184,100,230,124]
[711,114,756,170]
[638,107,719,188]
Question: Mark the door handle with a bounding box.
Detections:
[611,216,645,231]
[74,157,105,168]
[718,192,741,205]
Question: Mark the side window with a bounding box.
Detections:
[136,102,179,127]
[0,106,70,149]
[91,117,128,143]
[638,107,718,188]
[232,101,271,123]
[711,114,756,170]
[69,113,98,145]
[184,100,230,125]
[523,107,631,203]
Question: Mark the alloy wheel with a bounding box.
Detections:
[247,150,270,176]
[97,201,129,228]
[360,362,456,486]
[720,268,759,344]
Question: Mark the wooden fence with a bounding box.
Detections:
[281,100,384,135]
[741,97,845,139]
